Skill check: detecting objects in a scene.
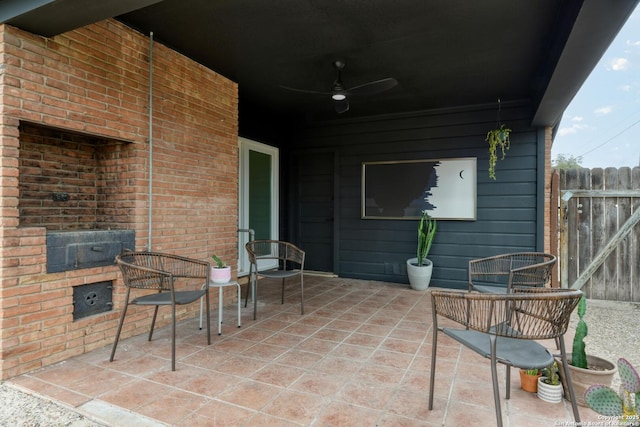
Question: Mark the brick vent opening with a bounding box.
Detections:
[73,281,113,320]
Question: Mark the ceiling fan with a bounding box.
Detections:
[281,60,398,114]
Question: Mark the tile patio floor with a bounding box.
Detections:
[8,276,606,426]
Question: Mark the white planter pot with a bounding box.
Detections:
[406,258,433,291]
[211,266,231,283]
[537,377,563,403]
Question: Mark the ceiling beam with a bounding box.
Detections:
[532,0,640,127]
[0,0,165,37]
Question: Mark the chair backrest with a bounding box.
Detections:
[115,251,209,291]
[431,288,582,340]
[469,252,556,289]
[245,240,305,268]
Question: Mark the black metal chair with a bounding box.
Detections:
[468,252,557,293]
[111,251,211,371]
[245,240,305,320]
[429,288,582,427]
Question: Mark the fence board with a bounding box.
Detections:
[558,166,640,302]
[617,168,632,301]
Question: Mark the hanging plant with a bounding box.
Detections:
[485,99,511,180]
[485,123,511,180]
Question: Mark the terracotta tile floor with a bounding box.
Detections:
[9,276,606,426]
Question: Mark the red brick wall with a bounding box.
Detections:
[0,20,238,379]
[544,126,552,255]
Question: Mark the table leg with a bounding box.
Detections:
[236,282,241,328]
[218,285,223,335]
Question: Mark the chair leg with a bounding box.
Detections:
[109,289,130,362]
[149,305,159,341]
[244,277,250,308]
[253,274,258,321]
[281,278,285,304]
[244,267,252,308]
[559,341,581,423]
[300,274,304,315]
[171,303,176,371]
[199,282,206,330]
[204,286,211,345]
[505,365,511,400]
[489,335,504,427]
[428,327,438,410]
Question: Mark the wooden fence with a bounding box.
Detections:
[553,167,640,302]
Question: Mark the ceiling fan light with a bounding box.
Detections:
[332,93,346,101]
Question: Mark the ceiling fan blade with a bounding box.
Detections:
[347,78,398,96]
[334,98,349,114]
[280,85,332,96]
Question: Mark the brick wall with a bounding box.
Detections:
[0,20,238,379]
[544,126,552,255]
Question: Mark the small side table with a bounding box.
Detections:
[199,280,241,335]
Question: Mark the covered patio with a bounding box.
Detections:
[7,276,614,426]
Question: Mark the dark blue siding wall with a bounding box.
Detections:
[289,101,545,289]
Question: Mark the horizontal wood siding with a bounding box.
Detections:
[290,102,544,289]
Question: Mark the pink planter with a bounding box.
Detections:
[211,266,231,283]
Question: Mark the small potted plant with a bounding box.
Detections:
[556,295,616,406]
[406,210,437,290]
[585,358,639,426]
[519,368,542,393]
[538,362,563,403]
[211,254,231,283]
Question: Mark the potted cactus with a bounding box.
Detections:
[538,362,564,403]
[556,295,616,406]
[520,368,542,393]
[210,254,231,283]
[406,211,437,290]
[585,358,639,426]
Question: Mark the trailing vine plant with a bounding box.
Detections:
[485,99,511,180]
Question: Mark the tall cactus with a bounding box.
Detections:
[571,294,588,369]
[585,358,639,425]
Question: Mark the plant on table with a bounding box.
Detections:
[211,254,227,268]
[585,358,639,426]
[210,254,231,283]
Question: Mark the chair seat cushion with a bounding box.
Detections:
[258,269,301,279]
[132,290,206,305]
[471,285,508,294]
[443,328,553,369]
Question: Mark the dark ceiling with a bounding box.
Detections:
[2,0,639,125]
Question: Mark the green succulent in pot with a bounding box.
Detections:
[211,254,227,268]
[416,211,437,266]
[541,361,560,386]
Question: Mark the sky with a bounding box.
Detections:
[551,5,640,169]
